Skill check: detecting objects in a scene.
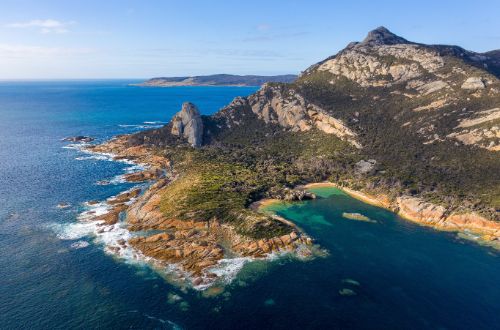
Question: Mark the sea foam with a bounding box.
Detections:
[206,257,253,285]
[50,221,101,240]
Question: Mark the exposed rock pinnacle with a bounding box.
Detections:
[171,102,203,147]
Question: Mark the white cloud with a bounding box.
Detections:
[5,19,75,34]
[257,24,271,32]
[0,43,93,57]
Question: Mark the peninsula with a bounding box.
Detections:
[85,27,500,288]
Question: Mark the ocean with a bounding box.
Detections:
[0,81,499,329]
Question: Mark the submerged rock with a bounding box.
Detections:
[341,278,360,286]
[167,293,182,304]
[56,202,71,209]
[63,136,94,143]
[339,288,357,296]
[342,212,375,223]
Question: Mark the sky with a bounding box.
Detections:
[1,0,499,79]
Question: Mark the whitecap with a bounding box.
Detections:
[143,121,166,125]
[49,221,101,240]
[51,201,147,265]
[70,241,90,249]
[107,174,126,185]
[98,224,151,265]
[62,143,89,151]
[78,202,110,221]
[124,163,147,173]
[201,257,253,288]
[118,124,163,129]
[75,154,110,161]
[56,202,71,209]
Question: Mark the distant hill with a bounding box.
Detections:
[134,74,297,87]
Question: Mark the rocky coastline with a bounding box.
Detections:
[303,182,500,249]
[63,26,500,290]
[79,136,316,289]
[77,132,498,289]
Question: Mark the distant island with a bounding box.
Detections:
[133,74,297,87]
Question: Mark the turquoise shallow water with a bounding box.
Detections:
[0,81,499,329]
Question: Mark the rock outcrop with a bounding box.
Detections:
[396,196,500,242]
[314,28,445,89]
[83,136,316,288]
[63,136,94,143]
[240,84,361,148]
[461,77,486,90]
[171,102,204,147]
[447,108,500,151]
[361,26,411,46]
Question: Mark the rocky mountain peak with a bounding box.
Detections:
[170,102,203,147]
[361,26,410,46]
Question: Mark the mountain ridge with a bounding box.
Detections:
[304,26,500,78]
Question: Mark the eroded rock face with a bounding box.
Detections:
[270,188,316,201]
[396,196,500,238]
[170,102,203,147]
[245,84,361,148]
[317,43,444,88]
[447,108,500,151]
[396,196,447,223]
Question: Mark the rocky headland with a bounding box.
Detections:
[82,126,316,288]
[76,26,500,287]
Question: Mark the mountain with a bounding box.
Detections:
[135,74,297,87]
[91,27,500,285]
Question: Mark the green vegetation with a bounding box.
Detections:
[295,68,500,218]
[148,123,359,238]
[129,39,500,239]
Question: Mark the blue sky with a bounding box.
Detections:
[1,0,499,79]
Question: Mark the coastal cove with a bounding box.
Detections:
[257,186,500,329]
[301,183,500,250]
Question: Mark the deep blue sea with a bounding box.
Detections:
[0,81,499,330]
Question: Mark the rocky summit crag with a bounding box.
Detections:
[88,27,500,286]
